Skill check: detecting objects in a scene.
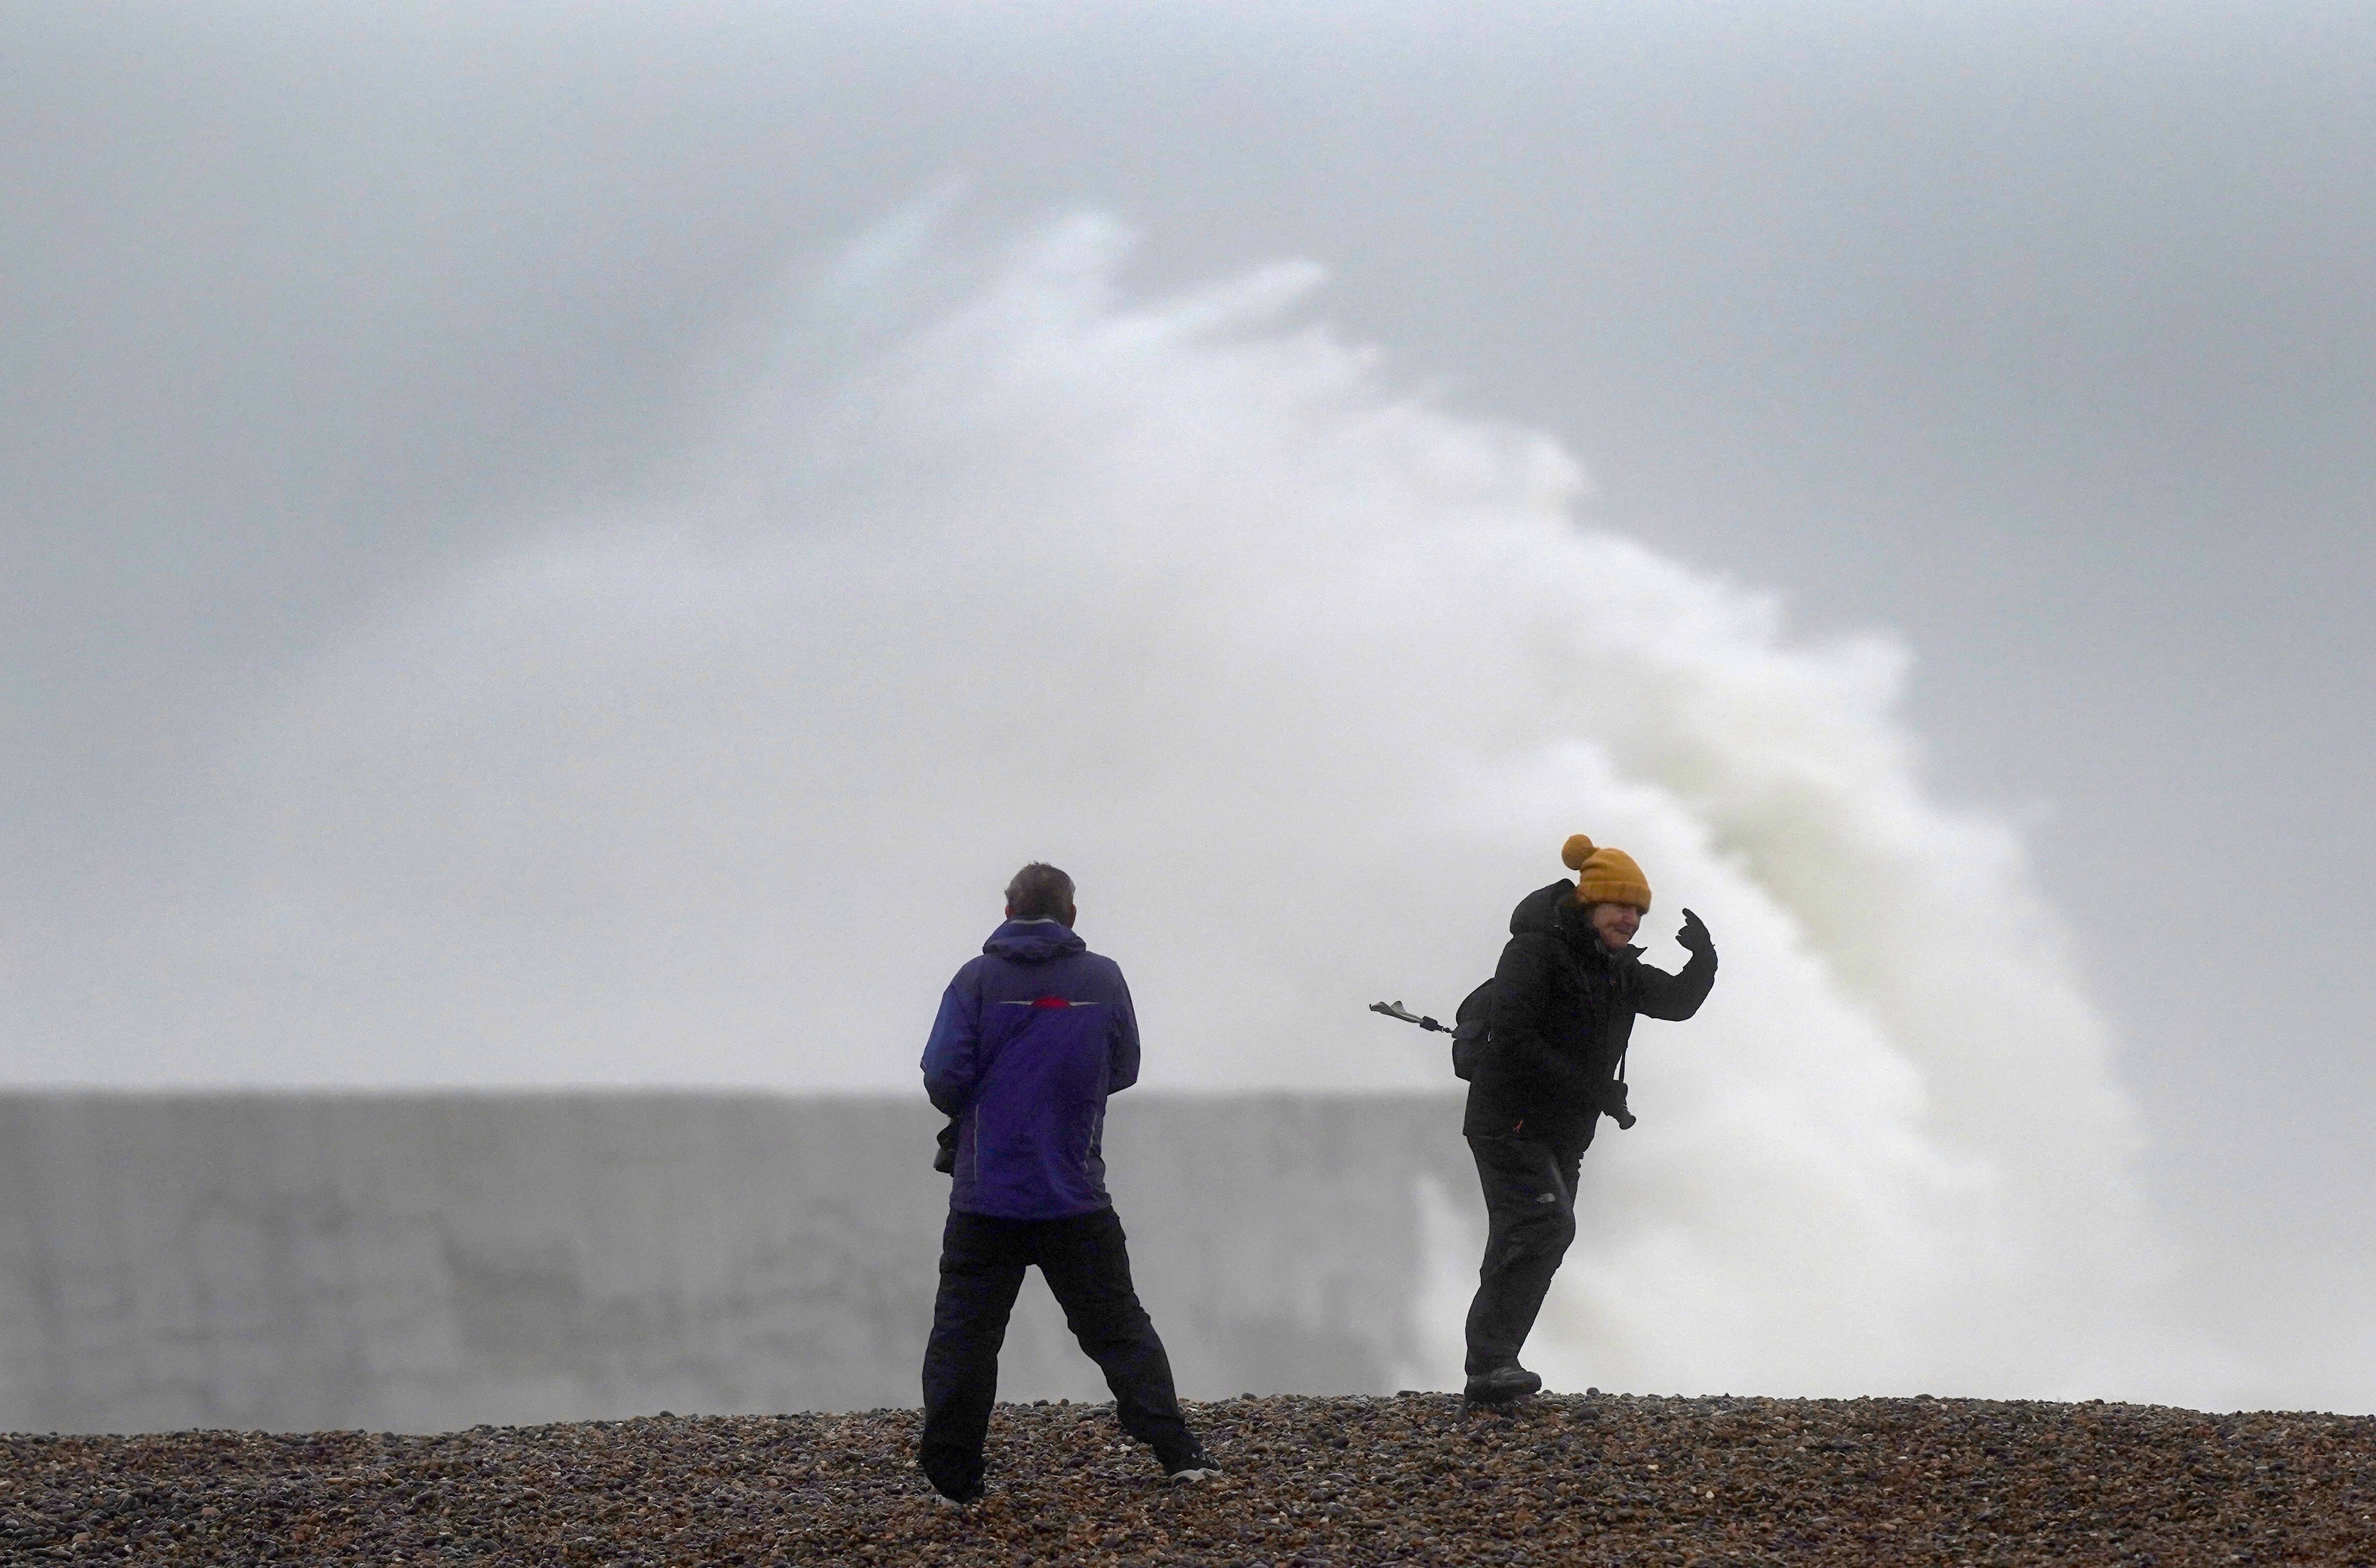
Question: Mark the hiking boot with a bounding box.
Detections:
[1462,1364,1543,1404]
[1163,1450,1223,1484]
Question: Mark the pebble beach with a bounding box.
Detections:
[7,1393,2370,1565]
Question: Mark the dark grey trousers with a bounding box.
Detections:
[1463,1133,1584,1375]
[918,1206,1197,1499]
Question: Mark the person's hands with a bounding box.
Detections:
[1676,907,1714,956]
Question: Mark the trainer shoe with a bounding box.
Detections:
[1163,1451,1223,1484]
[1462,1365,1543,1404]
[930,1484,984,1509]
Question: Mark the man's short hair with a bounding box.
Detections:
[1004,862,1076,921]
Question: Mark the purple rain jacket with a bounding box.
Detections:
[920,918,1142,1220]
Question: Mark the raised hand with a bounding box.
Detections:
[1676,907,1714,956]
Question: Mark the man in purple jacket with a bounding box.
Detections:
[916,863,1216,1505]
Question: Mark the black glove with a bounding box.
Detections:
[933,1116,959,1175]
[1676,907,1714,957]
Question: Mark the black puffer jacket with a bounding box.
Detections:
[1461,880,1718,1152]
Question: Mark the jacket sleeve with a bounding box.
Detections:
[1629,943,1717,1022]
[1486,934,1593,1100]
[1106,967,1142,1095]
[920,962,985,1115]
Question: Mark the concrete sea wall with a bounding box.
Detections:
[0,1093,1473,1434]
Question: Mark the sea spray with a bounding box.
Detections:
[89,216,2179,1400]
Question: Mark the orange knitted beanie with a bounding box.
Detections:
[1561,834,1652,911]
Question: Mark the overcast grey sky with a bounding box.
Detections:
[7,2,2372,1395]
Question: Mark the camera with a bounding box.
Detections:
[1593,1077,1636,1130]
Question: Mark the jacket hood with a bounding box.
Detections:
[1509,880,1640,963]
[1509,880,1575,938]
[982,918,1088,963]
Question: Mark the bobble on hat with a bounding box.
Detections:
[1561,833,1652,912]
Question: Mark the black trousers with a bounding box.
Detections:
[919,1206,1196,1498]
[1463,1134,1584,1375]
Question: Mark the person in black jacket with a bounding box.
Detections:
[1460,833,1718,1403]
